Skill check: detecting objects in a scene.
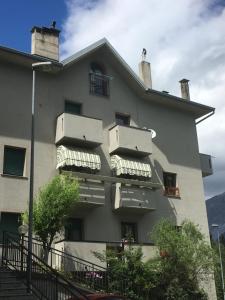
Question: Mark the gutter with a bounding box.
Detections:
[195,109,215,125]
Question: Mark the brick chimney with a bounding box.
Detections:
[179,79,190,100]
[31,23,60,61]
[138,49,152,89]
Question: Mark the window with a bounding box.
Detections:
[65,218,83,241]
[3,146,26,176]
[121,222,137,242]
[163,172,180,197]
[0,213,21,242]
[90,62,109,96]
[115,113,130,126]
[65,101,82,115]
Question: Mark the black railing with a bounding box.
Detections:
[2,232,88,300]
[22,236,109,292]
[3,233,150,298]
[89,73,109,97]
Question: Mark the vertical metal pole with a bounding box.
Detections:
[217,230,225,300]
[21,234,24,272]
[1,231,5,266]
[27,68,36,293]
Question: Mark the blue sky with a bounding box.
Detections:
[0,0,224,198]
[0,0,67,52]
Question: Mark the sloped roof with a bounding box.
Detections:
[0,38,215,120]
[62,38,146,89]
[61,38,215,120]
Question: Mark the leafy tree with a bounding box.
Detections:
[151,219,216,299]
[94,220,216,299]
[23,174,79,260]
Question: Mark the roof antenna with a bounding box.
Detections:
[142,48,147,61]
[51,21,56,29]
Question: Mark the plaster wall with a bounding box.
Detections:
[0,51,210,243]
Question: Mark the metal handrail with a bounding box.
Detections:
[23,235,106,271]
[3,232,148,298]
[17,234,109,292]
[2,232,89,300]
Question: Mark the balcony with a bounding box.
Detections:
[200,153,213,177]
[76,178,105,209]
[109,125,152,157]
[112,183,156,213]
[55,113,103,147]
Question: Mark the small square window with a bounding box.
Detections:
[115,113,130,126]
[3,146,26,176]
[163,172,180,197]
[65,218,83,241]
[121,222,137,242]
[65,101,82,115]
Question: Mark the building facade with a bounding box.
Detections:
[0,25,216,297]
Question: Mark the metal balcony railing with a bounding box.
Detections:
[164,186,180,197]
[89,73,109,97]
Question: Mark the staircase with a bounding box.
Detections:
[1,232,89,300]
[0,267,36,299]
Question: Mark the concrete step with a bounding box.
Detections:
[0,294,36,300]
[0,286,27,295]
[0,281,23,288]
[0,267,37,299]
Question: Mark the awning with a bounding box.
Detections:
[111,155,151,178]
[56,145,101,170]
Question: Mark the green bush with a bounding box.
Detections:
[94,219,216,299]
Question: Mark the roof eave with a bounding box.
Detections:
[0,45,62,69]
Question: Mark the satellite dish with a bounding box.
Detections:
[149,129,157,139]
[143,127,157,138]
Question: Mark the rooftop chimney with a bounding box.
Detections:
[179,79,190,100]
[138,48,152,89]
[31,22,60,61]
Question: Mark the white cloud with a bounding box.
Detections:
[61,0,225,198]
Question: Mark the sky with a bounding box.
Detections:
[0,0,224,199]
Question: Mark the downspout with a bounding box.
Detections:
[195,109,215,125]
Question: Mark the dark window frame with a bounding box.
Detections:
[163,172,180,197]
[65,100,82,115]
[121,222,138,242]
[3,146,26,177]
[115,113,130,126]
[65,218,84,242]
[90,62,110,97]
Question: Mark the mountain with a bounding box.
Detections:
[206,192,225,240]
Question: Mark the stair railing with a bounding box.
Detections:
[22,236,110,293]
[2,232,89,300]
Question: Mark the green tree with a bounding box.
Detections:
[211,237,225,300]
[23,174,79,260]
[151,219,216,299]
[93,245,158,300]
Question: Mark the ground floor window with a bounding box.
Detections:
[121,222,138,243]
[0,212,21,242]
[65,218,83,241]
